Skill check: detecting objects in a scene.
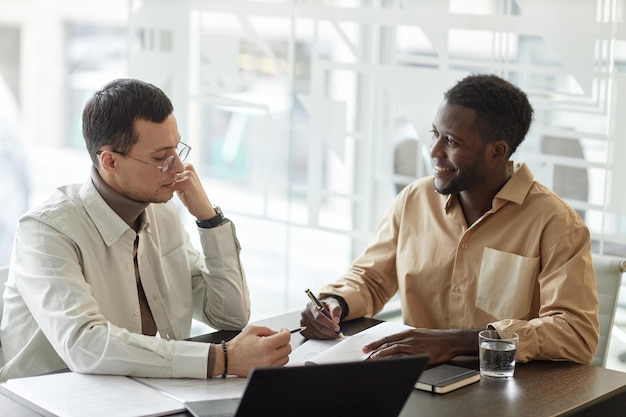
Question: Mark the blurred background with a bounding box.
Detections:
[1,0,626,369]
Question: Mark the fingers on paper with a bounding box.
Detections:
[364,333,403,352]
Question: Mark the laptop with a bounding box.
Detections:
[184,355,429,417]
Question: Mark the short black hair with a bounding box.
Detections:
[82,79,174,165]
[444,74,533,156]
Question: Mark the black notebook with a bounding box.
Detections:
[415,364,480,394]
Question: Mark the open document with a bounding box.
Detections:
[289,321,414,366]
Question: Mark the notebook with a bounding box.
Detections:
[184,355,429,417]
[415,364,480,394]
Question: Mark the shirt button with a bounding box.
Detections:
[461,243,468,249]
[126,263,133,271]
[133,309,140,316]
[454,286,461,293]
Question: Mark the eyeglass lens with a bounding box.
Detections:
[162,142,190,173]
[177,143,190,162]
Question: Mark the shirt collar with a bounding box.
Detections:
[493,161,534,208]
[444,161,534,213]
[90,165,149,230]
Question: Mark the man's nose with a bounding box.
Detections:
[429,137,444,158]
[170,154,186,173]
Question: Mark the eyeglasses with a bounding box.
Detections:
[96,141,191,173]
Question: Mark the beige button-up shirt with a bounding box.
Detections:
[0,178,249,381]
[321,162,599,363]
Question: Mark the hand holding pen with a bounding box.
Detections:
[305,289,345,339]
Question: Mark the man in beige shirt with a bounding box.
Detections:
[301,74,599,365]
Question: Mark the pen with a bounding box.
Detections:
[305,288,345,338]
[290,326,307,333]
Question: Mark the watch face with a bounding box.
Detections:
[213,206,226,223]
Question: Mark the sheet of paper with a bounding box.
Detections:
[287,338,343,366]
[134,376,247,403]
[301,321,414,365]
[1,372,184,417]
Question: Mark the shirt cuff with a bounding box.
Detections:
[207,344,216,378]
[198,221,240,258]
[171,340,212,379]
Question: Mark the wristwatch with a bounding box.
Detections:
[196,206,226,229]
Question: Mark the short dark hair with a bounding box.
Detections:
[82,79,174,165]
[444,74,533,156]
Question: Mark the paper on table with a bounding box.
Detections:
[1,372,184,417]
[134,375,247,403]
[292,321,414,365]
[287,338,343,366]
[138,321,416,405]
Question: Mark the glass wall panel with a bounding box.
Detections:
[124,0,626,323]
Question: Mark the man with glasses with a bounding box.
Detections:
[0,79,291,382]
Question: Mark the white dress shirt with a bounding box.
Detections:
[0,177,250,381]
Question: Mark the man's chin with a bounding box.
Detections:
[149,190,175,204]
[434,181,453,195]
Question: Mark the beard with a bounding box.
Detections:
[434,177,462,195]
[433,157,487,196]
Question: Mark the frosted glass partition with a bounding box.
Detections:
[129,0,626,319]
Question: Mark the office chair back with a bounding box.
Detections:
[591,254,625,367]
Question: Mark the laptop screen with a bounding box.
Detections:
[185,355,429,417]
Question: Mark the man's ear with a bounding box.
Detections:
[98,150,118,173]
[488,140,509,162]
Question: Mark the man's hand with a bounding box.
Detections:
[223,326,292,377]
[363,328,480,365]
[299,297,343,340]
[173,163,216,220]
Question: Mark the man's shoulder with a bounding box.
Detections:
[526,177,573,208]
[526,181,588,229]
[26,183,85,220]
[511,163,583,219]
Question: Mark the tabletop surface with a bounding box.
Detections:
[193,311,626,417]
[402,359,626,417]
[2,311,626,417]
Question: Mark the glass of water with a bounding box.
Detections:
[478,330,519,378]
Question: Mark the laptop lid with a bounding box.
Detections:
[185,355,429,417]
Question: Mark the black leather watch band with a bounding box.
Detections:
[196,206,225,229]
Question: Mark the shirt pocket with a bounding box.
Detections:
[476,247,539,319]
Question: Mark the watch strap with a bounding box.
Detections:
[196,206,225,229]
